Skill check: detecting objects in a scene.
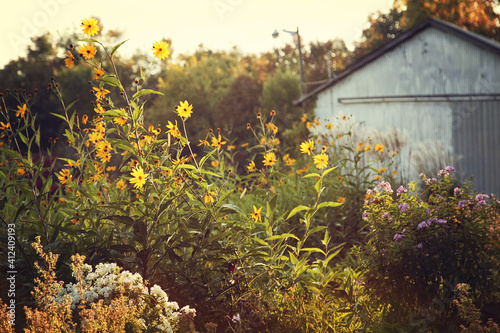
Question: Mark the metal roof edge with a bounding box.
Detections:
[293,17,500,106]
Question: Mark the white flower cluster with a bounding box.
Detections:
[54,262,195,332]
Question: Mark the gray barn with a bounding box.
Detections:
[296,17,500,195]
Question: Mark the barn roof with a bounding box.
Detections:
[294,17,500,106]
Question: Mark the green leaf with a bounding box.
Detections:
[304,172,321,178]
[131,89,163,100]
[110,40,128,57]
[107,138,135,153]
[140,68,145,81]
[287,205,309,219]
[35,128,41,148]
[18,132,28,145]
[317,201,343,210]
[324,243,345,267]
[50,112,67,122]
[100,74,123,90]
[199,149,216,168]
[265,233,299,241]
[101,109,127,117]
[299,247,326,255]
[77,38,100,43]
[220,203,245,216]
[322,165,338,178]
[306,226,327,238]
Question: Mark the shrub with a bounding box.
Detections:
[360,166,500,330]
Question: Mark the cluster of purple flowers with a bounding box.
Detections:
[382,212,393,221]
[396,186,407,196]
[398,203,409,213]
[417,218,447,229]
[438,166,456,177]
[378,181,393,194]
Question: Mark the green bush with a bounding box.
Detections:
[360,167,500,331]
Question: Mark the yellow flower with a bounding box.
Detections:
[65,159,81,168]
[365,144,371,151]
[64,51,74,68]
[17,168,25,176]
[211,134,226,150]
[198,139,210,147]
[81,17,100,36]
[166,120,181,138]
[374,175,381,181]
[250,205,262,222]
[57,168,71,185]
[378,167,386,173]
[259,137,266,146]
[263,152,276,167]
[301,113,307,123]
[82,114,88,125]
[93,67,105,81]
[393,170,398,175]
[130,166,149,189]
[176,100,193,119]
[300,140,315,155]
[314,119,321,126]
[16,104,27,118]
[114,116,127,126]
[326,123,333,130]
[94,103,104,114]
[116,179,127,190]
[0,122,10,130]
[96,140,112,163]
[152,40,170,60]
[78,43,97,60]
[227,144,236,150]
[313,154,328,169]
[375,144,385,152]
[283,154,296,167]
[247,161,256,172]
[337,197,346,203]
[204,191,215,204]
[93,87,110,100]
[306,121,312,129]
[211,160,219,168]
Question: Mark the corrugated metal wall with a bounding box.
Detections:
[314,26,500,194]
[453,101,500,194]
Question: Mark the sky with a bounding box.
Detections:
[0,0,395,68]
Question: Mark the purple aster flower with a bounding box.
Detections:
[426,208,432,215]
[379,181,393,194]
[416,243,423,249]
[426,178,437,185]
[393,233,404,241]
[397,186,407,195]
[436,219,447,224]
[427,218,437,226]
[417,221,428,229]
[454,187,462,195]
[382,212,392,221]
[458,200,467,208]
[398,203,409,213]
[362,211,368,220]
[445,166,455,173]
[475,193,489,201]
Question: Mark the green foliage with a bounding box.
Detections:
[361,167,500,330]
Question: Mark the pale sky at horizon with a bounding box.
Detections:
[1,0,395,68]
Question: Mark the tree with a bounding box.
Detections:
[355,0,500,57]
[216,74,262,143]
